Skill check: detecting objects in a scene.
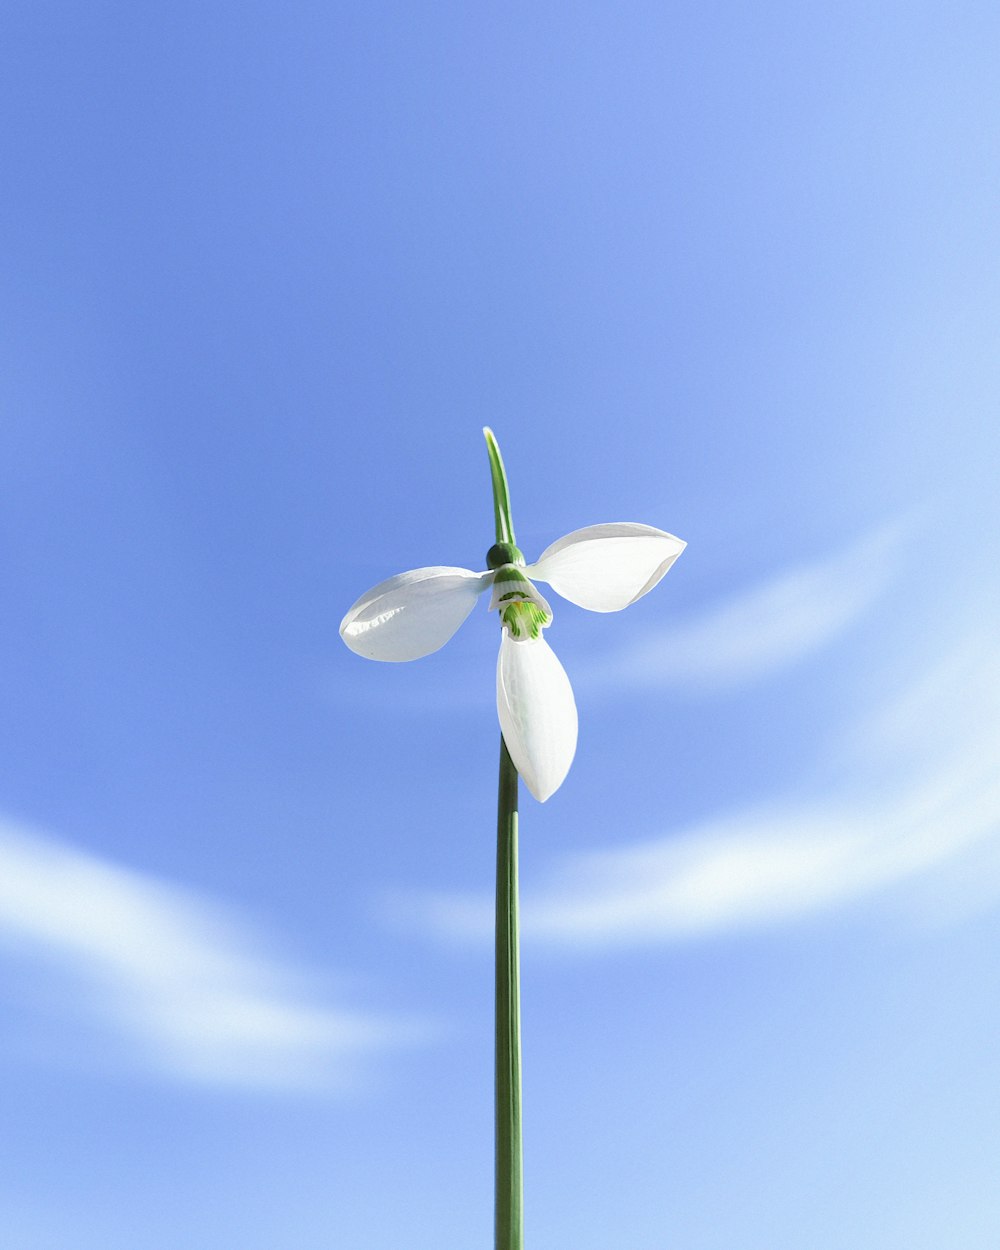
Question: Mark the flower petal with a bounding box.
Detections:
[496,634,578,802]
[340,567,490,661]
[526,523,686,613]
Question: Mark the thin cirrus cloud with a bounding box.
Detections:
[0,819,418,1091]
[403,632,1000,948]
[580,519,908,695]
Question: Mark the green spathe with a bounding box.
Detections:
[484,426,516,548]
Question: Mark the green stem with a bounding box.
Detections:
[484,427,517,546]
[495,736,523,1250]
[485,427,524,1247]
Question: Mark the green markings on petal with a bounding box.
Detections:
[492,564,532,591]
[501,600,550,640]
[488,564,553,640]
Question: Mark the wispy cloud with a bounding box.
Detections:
[0,820,421,1091]
[400,633,1000,948]
[581,519,907,694]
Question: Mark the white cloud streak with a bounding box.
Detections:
[405,633,1000,948]
[0,821,418,1091]
[582,520,907,693]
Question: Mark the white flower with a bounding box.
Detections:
[340,523,685,802]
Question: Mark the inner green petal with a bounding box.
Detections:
[500,600,551,640]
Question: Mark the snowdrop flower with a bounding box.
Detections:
[340,432,685,802]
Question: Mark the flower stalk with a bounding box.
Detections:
[495,736,523,1250]
[486,427,524,1250]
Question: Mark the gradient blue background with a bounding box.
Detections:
[2,3,999,1247]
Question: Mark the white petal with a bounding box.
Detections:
[497,634,578,802]
[526,523,686,613]
[340,567,490,661]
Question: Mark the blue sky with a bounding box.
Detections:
[2,3,999,1247]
